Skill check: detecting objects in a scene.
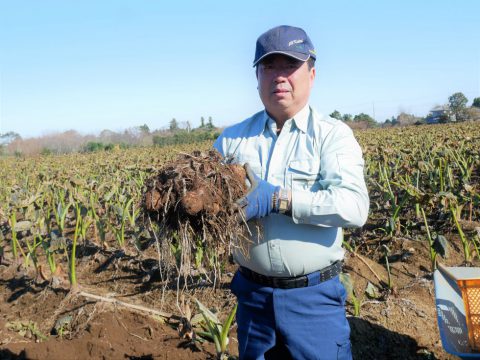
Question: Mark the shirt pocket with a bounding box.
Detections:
[286,158,321,192]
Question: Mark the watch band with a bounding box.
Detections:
[278,189,290,215]
[272,191,279,212]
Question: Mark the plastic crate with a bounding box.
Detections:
[457,278,480,352]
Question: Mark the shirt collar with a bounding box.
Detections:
[260,110,270,132]
[291,104,310,133]
[262,104,311,134]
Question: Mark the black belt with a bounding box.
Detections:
[239,261,343,289]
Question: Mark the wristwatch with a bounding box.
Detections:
[278,189,290,215]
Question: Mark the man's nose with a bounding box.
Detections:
[272,67,288,81]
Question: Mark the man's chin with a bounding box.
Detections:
[272,100,291,110]
[273,92,291,100]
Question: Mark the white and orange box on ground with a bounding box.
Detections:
[434,264,480,358]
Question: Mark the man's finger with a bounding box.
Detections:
[243,163,257,186]
[235,196,248,208]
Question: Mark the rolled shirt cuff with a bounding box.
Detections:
[292,190,312,224]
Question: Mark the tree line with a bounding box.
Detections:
[1,117,220,156]
[2,93,479,156]
[329,93,480,129]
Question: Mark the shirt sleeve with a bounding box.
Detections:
[291,123,369,228]
[213,133,226,156]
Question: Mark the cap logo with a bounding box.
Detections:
[288,39,304,47]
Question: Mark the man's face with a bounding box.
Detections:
[257,54,315,121]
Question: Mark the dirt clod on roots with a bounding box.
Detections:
[142,150,248,283]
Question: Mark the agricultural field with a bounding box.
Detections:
[1,122,479,359]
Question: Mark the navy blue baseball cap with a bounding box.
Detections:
[253,25,316,67]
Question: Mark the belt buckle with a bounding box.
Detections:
[320,268,330,282]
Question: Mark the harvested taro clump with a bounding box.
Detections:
[143,150,248,283]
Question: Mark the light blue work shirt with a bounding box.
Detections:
[214,104,369,277]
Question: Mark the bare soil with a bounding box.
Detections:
[0,231,473,360]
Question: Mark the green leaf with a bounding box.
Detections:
[195,299,220,325]
[195,246,204,269]
[220,303,237,352]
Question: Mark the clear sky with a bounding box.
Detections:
[1,0,479,138]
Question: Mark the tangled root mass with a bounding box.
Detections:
[142,150,248,279]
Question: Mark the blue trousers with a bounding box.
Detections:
[230,270,352,360]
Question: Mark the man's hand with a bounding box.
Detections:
[236,163,280,221]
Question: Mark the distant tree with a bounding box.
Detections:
[448,92,468,121]
[139,124,150,134]
[200,117,205,128]
[99,129,115,142]
[353,113,372,122]
[206,116,214,130]
[464,106,480,121]
[330,110,342,120]
[342,114,353,122]
[473,97,480,108]
[169,118,179,131]
[0,131,21,145]
[152,135,172,147]
[152,128,220,148]
[84,142,100,152]
[41,147,53,155]
[449,92,468,109]
[186,121,191,132]
[353,113,376,127]
[382,118,395,128]
[396,112,417,126]
[1,131,21,139]
[385,116,398,126]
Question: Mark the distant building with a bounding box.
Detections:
[427,105,456,124]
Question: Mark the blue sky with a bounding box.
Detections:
[1,0,479,138]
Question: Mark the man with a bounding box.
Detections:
[214,25,369,360]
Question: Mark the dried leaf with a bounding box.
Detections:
[433,234,448,258]
[365,282,380,299]
[13,220,33,232]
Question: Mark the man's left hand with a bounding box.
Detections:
[236,163,280,221]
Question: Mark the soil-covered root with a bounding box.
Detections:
[142,150,248,281]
